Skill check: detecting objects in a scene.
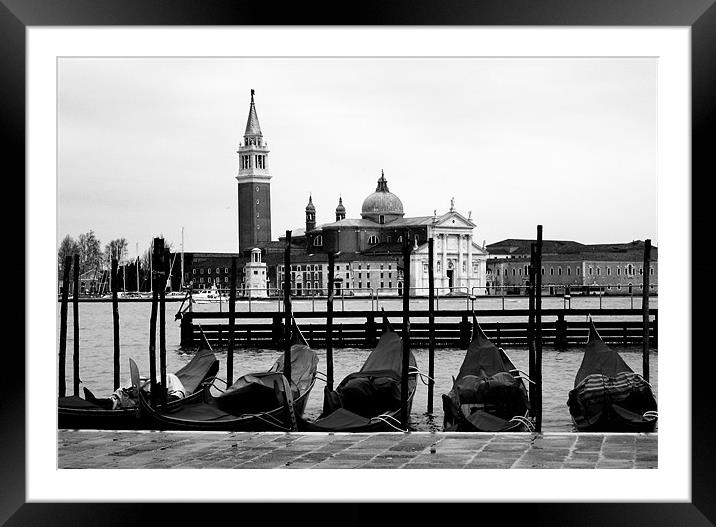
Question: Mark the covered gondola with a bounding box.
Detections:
[132,321,319,431]
[442,315,532,432]
[58,346,219,430]
[567,320,657,432]
[298,315,418,432]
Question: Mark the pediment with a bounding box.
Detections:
[434,211,475,229]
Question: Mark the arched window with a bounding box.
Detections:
[313,235,323,247]
[368,235,379,245]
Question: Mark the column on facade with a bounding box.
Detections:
[467,234,473,292]
[457,234,463,291]
[441,233,447,290]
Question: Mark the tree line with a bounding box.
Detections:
[57,231,130,274]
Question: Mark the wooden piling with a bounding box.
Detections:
[227,256,237,387]
[528,243,536,420]
[159,246,169,407]
[535,225,543,433]
[400,236,411,430]
[72,253,80,397]
[427,237,435,414]
[59,255,71,398]
[642,239,651,382]
[326,251,335,391]
[148,238,160,406]
[111,258,121,391]
[283,231,292,385]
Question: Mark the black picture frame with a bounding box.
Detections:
[6,0,712,524]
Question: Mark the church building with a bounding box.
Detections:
[284,171,489,296]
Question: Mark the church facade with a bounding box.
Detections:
[287,171,489,296]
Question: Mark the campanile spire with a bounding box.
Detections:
[236,90,272,253]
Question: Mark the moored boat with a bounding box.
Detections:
[567,320,657,432]
[442,314,532,432]
[58,346,220,430]
[132,321,319,431]
[298,315,418,432]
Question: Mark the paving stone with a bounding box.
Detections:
[58,430,657,470]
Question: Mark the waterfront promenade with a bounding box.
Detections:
[58,430,657,469]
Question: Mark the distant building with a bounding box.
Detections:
[485,239,657,295]
[284,172,489,296]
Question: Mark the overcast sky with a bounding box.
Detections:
[58,57,656,257]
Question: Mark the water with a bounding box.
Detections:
[57,297,657,431]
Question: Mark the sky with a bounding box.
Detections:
[58,57,657,258]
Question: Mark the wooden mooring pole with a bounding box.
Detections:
[159,246,169,407]
[148,238,160,406]
[642,239,651,382]
[283,231,292,385]
[227,256,237,387]
[535,225,543,433]
[58,255,71,398]
[326,251,335,391]
[72,253,80,397]
[111,258,121,391]
[427,237,435,414]
[528,243,536,422]
[400,236,411,430]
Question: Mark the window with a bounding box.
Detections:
[518,268,522,276]
[346,273,349,279]
[607,267,611,276]
[512,269,516,276]
[200,277,204,283]
[200,269,204,274]
[576,268,580,276]
[387,236,392,243]
[389,282,392,289]
[379,215,385,224]
[639,267,643,275]
[597,267,601,276]
[313,235,323,247]
[216,268,220,274]
[567,267,571,276]
[558,267,562,275]
[224,267,228,273]
[617,267,621,276]
[192,269,196,275]
[381,282,384,288]
[358,282,362,289]
[541,267,545,275]
[550,267,554,276]
[650,267,654,275]
[226,277,230,282]
[314,282,319,289]
[423,264,428,274]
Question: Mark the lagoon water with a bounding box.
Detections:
[57,295,657,432]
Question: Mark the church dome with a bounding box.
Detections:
[361,171,404,219]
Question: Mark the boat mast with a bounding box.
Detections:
[150,238,153,293]
[136,242,140,293]
[181,227,185,292]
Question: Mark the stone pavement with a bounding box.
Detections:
[58,430,657,469]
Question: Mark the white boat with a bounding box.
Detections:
[191,284,228,304]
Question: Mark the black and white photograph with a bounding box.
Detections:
[55,54,660,465]
[14,21,699,511]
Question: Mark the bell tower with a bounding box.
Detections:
[237,89,272,254]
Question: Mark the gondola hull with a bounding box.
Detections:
[441,316,532,433]
[136,379,316,432]
[568,323,657,433]
[58,348,219,430]
[58,389,205,430]
[298,375,417,432]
